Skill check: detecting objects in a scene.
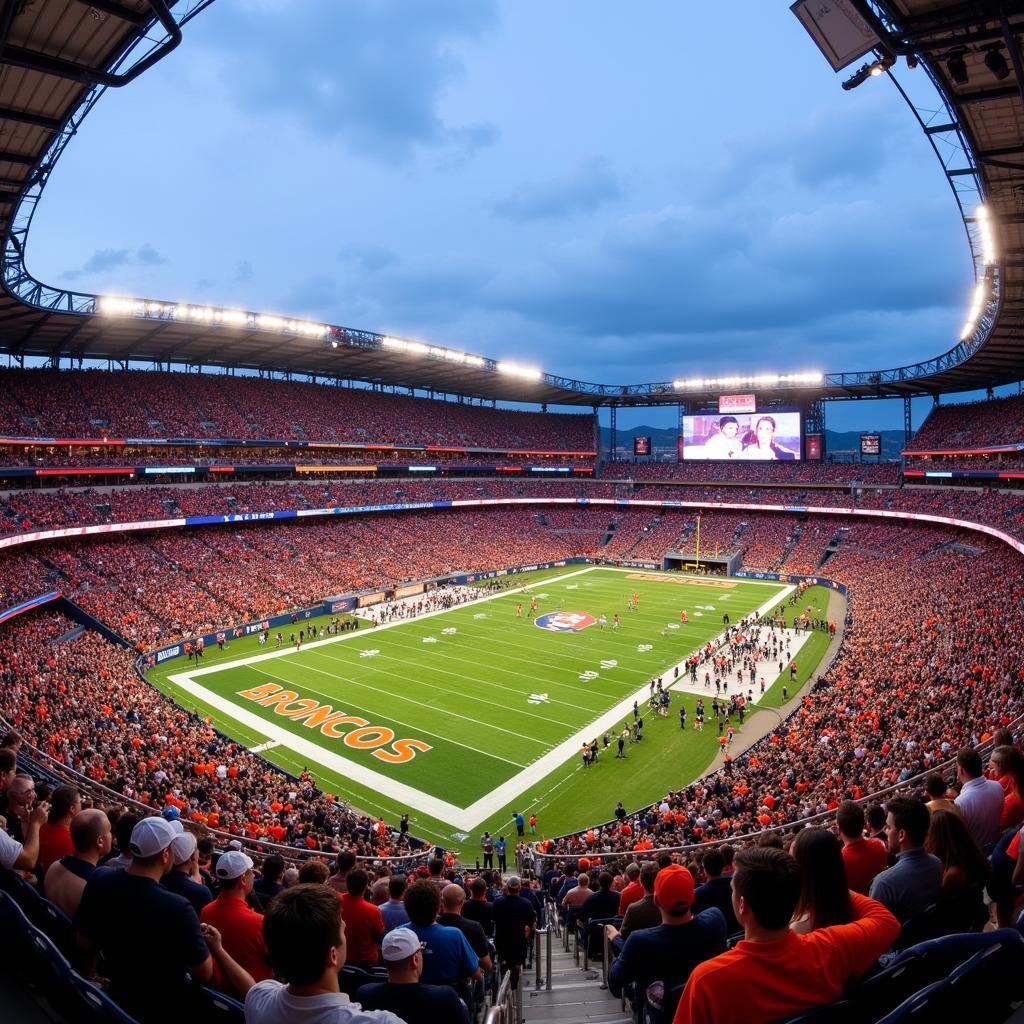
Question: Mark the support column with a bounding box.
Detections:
[904,396,913,448]
[609,404,618,462]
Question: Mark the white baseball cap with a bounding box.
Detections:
[215,850,254,880]
[129,816,178,858]
[170,832,197,865]
[381,929,425,962]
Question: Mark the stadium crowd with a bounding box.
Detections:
[905,392,1024,452]
[0,368,595,450]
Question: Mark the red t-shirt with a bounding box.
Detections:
[37,822,74,873]
[840,838,889,896]
[618,880,644,916]
[339,892,385,965]
[200,893,273,991]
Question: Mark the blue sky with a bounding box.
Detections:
[25,0,1001,431]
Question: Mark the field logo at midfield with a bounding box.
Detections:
[535,611,596,632]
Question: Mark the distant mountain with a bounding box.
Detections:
[600,425,906,460]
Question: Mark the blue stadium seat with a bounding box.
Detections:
[874,981,948,1024]
[185,986,245,1023]
[67,972,141,1024]
[945,936,1024,1017]
[779,997,852,1024]
[339,962,387,997]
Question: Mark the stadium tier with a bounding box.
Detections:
[905,393,1024,454]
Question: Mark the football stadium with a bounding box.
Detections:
[1,2,1024,1023]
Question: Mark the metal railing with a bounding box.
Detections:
[533,926,552,991]
[484,965,523,1024]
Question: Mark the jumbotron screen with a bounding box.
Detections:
[681,409,802,461]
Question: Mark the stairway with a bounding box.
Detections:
[523,922,632,1024]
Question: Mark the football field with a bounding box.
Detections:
[160,566,798,843]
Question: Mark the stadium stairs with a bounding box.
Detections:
[523,912,631,1024]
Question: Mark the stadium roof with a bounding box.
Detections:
[0,1,1022,407]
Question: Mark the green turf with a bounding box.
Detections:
[146,567,841,846]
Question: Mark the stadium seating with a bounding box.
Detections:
[0,368,595,450]
[905,393,1024,452]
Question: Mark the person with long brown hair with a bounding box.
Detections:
[789,828,854,934]
[925,808,990,897]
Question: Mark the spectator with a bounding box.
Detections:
[923,774,959,816]
[162,831,213,916]
[298,860,330,885]
[253,855,286,902]
[836,801,888,896]
[617,862,643,915]
[380,873,410,933]
[990,745,1024,830]
[954,747,1005,849]
[864,804,887,844]
[0,747,16,819]
[201,850,274,991]
[692,849,739,934]
[789,828,853,934]
[491,875,536,977]
[868,797,943,925]
[330,849,357,894]
[609,864,726,1016]
[561,871,591,916]
[36,783,80,873]
[0,773,46,872]
[339,868,386,968]
[77,816,254,1023]
[580,870,620,928]
[674,847,899,1024]
[461,875,494,938]
[438,883,492,975]
[43,807,112,920]
[616,861,661,941]
[925,809,990,898]
[402,878,480,992]
[245,883,404,1024]
[356,927,470,1024]
[102,811,139,871]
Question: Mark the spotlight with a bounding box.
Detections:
[985,48,1010,80]
[947,53,968,85]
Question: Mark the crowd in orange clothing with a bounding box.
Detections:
[0,612,411,858]
[906,392,1024,451]
[0,368,595,449]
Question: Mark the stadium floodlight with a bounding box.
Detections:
[497,361,543,381]
[841,48,895,90]
[975,204,997,266]
[98,295,139,316]
[960,280,989,339]
[946,53,969,85]
[218,309,248,327]
[984,48,1010,80]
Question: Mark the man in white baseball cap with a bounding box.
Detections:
[355,926,471,1024]
[202,849,273,994]
[77,816,255,1024]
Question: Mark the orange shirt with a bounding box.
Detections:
[840,838,889,896]
[674,894,899,1024]
[618,880,644,915]
[37,822,73,872]
[339,893,385,965]
[200,894,272,992]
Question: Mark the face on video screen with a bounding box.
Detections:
[681,410,801,461]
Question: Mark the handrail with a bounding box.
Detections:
[484,970,513,1024]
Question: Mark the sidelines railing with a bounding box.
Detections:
[484,965,523,1024]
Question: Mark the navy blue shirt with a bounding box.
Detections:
[162,867,214,917]
[356,981,470,1024]
[608,908,728,999]
[77,869,209,1024]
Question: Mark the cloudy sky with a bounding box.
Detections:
[26,0,992,430]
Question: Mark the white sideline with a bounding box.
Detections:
[168,567,794,832]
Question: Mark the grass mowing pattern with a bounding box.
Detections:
[148,568,820,843]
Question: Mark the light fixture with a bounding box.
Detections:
[842,48,895,91]
[947,53,969,85]
[984,48,1010,81]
